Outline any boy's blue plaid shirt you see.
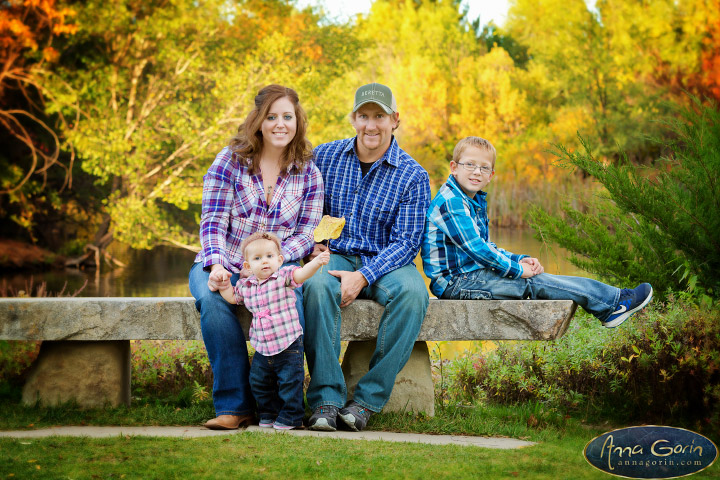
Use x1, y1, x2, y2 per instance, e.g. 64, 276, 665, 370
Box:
313, 136, 430, 285
422, 175, 526, 297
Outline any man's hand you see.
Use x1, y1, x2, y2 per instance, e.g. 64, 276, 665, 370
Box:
329, 270, 368, 307
520, 257, 544, 276
208, 264, 231, 292
306, 243, 328, 261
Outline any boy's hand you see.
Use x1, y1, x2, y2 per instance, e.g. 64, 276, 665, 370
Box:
520, 263, 537, 278
208, 264, 231, 291
520, 257, 544, 276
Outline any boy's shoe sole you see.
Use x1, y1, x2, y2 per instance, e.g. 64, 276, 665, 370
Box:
307, 418, 336, 431
603, 284, 653, 328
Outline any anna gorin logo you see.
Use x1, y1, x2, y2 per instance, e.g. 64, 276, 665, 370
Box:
584, 426, 718, 479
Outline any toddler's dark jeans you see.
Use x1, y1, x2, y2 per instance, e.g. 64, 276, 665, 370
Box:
249, 336, 305, 427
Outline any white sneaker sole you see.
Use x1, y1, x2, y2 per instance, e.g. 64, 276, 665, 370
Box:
603, 286, 653, 328
308, 418, 336, 431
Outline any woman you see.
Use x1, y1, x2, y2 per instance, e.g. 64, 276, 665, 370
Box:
189, 85, 323, 430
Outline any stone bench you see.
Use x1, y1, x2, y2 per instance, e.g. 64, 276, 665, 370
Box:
0, 298, 577, 416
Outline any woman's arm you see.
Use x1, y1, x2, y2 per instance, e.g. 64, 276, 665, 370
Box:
281, 164, 324, 261
199, 148, 236, 270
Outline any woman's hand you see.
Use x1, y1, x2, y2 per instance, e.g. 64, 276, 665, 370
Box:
208, 264, 231, 292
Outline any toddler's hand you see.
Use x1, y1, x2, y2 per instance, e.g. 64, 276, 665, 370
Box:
316, 250, 330, 266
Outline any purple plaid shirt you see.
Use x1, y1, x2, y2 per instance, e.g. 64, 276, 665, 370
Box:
195, 147, 324, 272
233, 266, 303, 356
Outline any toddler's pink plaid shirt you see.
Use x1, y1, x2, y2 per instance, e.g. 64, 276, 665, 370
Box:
195, 147, 324, 272
233, 266, 303, 356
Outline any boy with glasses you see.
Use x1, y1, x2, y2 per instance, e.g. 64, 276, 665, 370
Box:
421, 136, 652, 328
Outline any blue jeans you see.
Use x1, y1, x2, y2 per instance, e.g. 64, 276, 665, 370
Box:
249, 336, 305, 427
188, 261, 305, 416
441, 269, 620, 322
303, 254, 429, 412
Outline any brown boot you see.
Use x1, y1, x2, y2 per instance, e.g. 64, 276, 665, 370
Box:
203, 414, 254, 430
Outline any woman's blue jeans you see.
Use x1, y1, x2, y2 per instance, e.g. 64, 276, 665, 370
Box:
441, 268, 620, 322
303, 254, 429, 413
188, 261, 305, 417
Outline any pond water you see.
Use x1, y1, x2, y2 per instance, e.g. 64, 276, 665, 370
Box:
1, 229, 589, 359
1, 228, 586, 298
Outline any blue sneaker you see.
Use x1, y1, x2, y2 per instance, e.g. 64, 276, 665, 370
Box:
258, 419, 274, 428
339, 401, 373, 432
604, 283, 653, 328
307, 405, 338, 431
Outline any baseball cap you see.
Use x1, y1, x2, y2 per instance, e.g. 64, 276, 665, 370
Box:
352, 83, 397, 114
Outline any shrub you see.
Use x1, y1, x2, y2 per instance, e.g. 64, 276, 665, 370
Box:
447, 296, 720, 435
131, 340, 213, 405
529, 97, 720, 300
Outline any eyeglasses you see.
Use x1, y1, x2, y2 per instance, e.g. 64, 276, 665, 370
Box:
455, 163, 493, 175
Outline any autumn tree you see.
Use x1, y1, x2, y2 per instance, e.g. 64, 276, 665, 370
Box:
46, 0, 358, 265
0, 0, 77, 245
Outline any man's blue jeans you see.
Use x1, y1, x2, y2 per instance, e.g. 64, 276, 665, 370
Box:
188, 261, 305, 417
303, 254, 429, 413
249, 336, 305, 427
441, 268, 620, 322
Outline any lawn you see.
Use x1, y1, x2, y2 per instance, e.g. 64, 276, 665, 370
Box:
1, 401, 719, 479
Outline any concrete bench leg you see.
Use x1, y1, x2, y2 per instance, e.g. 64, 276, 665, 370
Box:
341, 340, 435, 416
22, 340, 131, 408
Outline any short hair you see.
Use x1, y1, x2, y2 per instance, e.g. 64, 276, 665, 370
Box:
452, 136, 497, 169
348, 109, 401, 132
229, 84, 312, 174
240, 232, 283, 260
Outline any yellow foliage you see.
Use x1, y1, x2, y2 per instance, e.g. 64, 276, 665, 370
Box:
313, 216, 346, 243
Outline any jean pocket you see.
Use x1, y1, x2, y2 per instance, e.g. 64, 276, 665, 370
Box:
459, 289, 492, 300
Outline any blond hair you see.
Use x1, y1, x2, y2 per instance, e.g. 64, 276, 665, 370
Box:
240, 232, 282, 259
452, 136, 497, 169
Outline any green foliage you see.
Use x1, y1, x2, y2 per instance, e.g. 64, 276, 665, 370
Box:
46, 0, 360, 251
446, 297, 720, 437
130, 340, 212, 405
529, 98, 720, 297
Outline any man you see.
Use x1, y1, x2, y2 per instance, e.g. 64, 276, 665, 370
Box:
303, 83, 431, 432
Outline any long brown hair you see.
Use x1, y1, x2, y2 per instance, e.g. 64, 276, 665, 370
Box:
229, 85, 312, 173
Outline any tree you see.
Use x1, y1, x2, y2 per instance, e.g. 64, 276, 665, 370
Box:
0, 0, 77, 244
528, 98, 720, 299
47, 0, 358, 265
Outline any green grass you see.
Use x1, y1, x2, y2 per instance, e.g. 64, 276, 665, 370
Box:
2, 399, 719, 479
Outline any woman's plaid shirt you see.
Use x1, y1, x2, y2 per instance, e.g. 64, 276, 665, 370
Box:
195, 147, 324, 272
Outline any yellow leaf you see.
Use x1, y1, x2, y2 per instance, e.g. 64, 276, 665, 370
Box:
313, 216, 345, 243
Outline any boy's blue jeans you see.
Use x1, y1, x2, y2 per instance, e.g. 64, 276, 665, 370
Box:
249, 336, 305, 427
188, 261, 305, 417
303, 254, 429, 413
441, 269, 620, 323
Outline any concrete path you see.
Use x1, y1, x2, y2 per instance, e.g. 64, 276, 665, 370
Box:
0, 426, 535, 450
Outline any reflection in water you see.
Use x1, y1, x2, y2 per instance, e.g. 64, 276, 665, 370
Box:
0, 229, 590, 359
0, 245, 197, 298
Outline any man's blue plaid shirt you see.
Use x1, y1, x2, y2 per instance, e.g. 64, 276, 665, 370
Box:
313, 136, 430, 285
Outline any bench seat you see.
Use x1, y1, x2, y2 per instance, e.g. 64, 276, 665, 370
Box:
0, 298, 577, 415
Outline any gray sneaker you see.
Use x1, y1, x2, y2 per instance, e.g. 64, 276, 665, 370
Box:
307, 405, 338, 431
339, 401, 373, 432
